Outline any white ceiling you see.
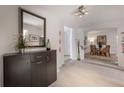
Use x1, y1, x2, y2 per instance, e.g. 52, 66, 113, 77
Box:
87, 28, 117, 35
38, 5, 124, 28
23, 5, 124, 29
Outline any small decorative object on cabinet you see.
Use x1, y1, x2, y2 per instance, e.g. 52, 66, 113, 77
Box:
46, 39, 51, 51
3, 50, 57, 87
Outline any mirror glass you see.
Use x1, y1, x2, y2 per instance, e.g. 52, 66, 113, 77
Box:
21, 9, 46, 47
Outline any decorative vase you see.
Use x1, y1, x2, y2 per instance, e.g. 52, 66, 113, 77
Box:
98, 42, 102, 49
46, 39, 51, 51
77, 40, 81, 61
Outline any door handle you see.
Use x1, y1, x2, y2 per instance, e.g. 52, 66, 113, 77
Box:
36, 61, 42, 64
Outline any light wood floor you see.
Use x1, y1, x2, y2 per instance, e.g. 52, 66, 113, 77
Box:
50, 59, 124, 87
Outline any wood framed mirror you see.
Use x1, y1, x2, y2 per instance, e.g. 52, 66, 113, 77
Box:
19, 8, 46, 48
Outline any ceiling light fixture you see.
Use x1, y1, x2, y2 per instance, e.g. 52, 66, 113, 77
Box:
74, 5, 88, 17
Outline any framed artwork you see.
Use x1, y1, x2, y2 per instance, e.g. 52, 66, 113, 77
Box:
97, 35, 107, 45
29, 34, 40, 42
121, 32, 124, 42
121, 32, 124, 53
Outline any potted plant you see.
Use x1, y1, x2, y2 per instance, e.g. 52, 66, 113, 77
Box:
16, 35, 26, 53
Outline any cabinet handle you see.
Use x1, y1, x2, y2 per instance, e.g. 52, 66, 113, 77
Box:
36, 61, 42, 64
36, 56, 42, 58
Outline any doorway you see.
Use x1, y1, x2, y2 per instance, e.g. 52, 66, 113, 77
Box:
84, 28, 118, 66
64, 26, 72, 61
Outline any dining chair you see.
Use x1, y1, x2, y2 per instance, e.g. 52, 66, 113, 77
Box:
101, 45, 110, 57
90, 45, 97, 55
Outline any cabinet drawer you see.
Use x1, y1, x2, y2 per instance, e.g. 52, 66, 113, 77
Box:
30, 52, 46, 62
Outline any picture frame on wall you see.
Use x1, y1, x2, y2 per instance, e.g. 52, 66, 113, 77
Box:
121, 32, 124, 53
97, 35, 107, 45
121, 32, 124, 42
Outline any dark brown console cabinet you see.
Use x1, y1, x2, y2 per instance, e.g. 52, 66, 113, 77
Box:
3, 50, 57, 87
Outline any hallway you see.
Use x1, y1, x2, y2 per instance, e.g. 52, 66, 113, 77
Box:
50, 60, 124, 87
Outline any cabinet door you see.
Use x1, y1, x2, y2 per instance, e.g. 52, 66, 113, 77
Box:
4, 55, 31, 87
46, 51, 57, 86
31, 53, 46, 87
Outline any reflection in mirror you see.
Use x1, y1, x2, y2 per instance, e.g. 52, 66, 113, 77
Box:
23, 12, 44, 46
20, 8, 46, 47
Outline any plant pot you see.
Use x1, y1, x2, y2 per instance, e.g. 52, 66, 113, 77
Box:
19, 48, 25, 53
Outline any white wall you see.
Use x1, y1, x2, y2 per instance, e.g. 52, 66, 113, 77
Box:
118, 26, 124, 67
58, 22, 64, 68
64, 26, 72, 56
0, 6, 18, 86
0, 6, 64, 86
85, 29, 117, 54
